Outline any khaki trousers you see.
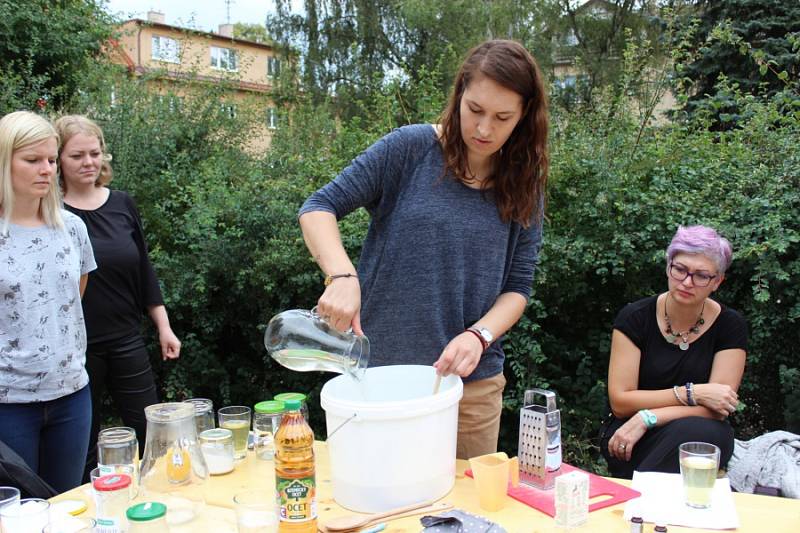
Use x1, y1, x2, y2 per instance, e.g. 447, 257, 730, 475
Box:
456, 372, 507, 460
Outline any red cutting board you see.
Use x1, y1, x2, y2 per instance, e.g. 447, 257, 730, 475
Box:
465, 463, 640, 517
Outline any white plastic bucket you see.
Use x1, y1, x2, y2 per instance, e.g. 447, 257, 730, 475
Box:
320, 365, 463, 513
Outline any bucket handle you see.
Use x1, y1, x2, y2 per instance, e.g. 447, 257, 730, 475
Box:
326, 412, 357, 440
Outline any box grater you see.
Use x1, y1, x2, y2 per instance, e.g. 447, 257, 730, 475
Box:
517, 388, 562, 490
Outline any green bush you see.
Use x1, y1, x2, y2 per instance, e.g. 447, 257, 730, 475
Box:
66, 44, 798, 473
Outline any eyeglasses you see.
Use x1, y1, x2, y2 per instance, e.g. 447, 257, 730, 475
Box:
669, 263, 718, 287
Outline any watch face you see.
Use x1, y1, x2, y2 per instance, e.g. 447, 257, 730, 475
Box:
479, 328, 493, 343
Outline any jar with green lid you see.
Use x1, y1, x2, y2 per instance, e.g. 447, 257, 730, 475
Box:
127, 502, 168, 532
254, 400, 284, 460
273, 392, 308, 420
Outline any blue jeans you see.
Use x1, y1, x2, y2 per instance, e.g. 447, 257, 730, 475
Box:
0, 385, 91, 493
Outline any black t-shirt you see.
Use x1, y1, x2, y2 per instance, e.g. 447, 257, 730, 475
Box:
614, 296, 748, 390
65, 190, 163, 345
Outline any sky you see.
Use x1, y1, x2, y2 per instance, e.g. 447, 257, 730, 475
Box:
103, 0, 302, 34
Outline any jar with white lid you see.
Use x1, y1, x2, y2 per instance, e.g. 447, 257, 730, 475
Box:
199, 428, 235, 474
127, 502, 169, 532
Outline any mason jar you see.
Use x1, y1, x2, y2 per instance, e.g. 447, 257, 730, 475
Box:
253, 400, 284, 460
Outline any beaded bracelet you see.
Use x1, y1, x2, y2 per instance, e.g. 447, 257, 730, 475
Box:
685, 382, 697, 406
673, 385, 689, 406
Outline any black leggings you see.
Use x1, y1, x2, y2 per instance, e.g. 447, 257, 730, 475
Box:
83, 334, 159, 482
599, 415, 734, 479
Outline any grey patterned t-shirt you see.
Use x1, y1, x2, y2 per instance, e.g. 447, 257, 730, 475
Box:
0, 210, 97, 402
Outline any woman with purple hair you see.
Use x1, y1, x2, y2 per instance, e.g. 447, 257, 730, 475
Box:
599, 225, 747, 478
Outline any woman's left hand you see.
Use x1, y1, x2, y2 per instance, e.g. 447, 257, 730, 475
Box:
434, 331, 483, 377
159, 328, 182, 361
608, 414, 648, 462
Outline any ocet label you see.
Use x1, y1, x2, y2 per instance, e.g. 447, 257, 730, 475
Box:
277, 476, 317, 522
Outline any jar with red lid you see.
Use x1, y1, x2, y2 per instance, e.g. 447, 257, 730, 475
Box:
93, 473, 131, 532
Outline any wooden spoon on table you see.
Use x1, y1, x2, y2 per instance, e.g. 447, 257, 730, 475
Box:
322, 500, 451, 532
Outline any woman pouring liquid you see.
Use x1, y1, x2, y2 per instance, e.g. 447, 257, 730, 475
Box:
298, 39, 548, 460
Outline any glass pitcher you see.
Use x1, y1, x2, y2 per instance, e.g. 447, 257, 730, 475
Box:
264, 308, 369, 379
139, 403, 208, 526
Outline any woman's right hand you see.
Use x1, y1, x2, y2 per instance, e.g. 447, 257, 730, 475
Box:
316, 276, 363, 335
693, 383, 738, 417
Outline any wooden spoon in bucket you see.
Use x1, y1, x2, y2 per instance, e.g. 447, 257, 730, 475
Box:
323, 499, 444, 531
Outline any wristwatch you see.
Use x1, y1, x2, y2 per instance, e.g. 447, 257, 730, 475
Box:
638, 409, 658, 429
468, 326, 494, 349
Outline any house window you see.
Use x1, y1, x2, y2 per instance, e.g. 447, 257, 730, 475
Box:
211, 46, 238, 71
221, 103, 237, 119
267, 107, 278, 129
267, 57, 281, 78
151, 35, 180, 63
555, 75, 577, 90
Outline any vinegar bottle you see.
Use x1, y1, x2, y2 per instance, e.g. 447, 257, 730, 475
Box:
275, 398, 317, 533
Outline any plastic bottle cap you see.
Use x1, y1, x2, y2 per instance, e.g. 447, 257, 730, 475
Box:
283, 399, 302, 411
255, 400, 285, 414
93, 473, 132, 491
200, 428, 233, 441
51, 499, 88, 516
127, 502, 168, 521
274, 392, 306, 403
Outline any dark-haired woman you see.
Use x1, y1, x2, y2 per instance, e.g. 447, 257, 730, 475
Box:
298, 40, 548, 459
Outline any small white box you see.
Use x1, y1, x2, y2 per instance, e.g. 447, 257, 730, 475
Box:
555, 471, 590, 528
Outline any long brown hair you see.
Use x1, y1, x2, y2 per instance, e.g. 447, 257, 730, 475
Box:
439, 40, 548, 227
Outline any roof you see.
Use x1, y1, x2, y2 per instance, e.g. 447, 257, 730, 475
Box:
122, 18, 276, 51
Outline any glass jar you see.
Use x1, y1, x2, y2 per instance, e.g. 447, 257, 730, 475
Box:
183, 398, 215, 434
273, 392, 309, 421
253, 400, 284, 461
139, 403, 208, 527
97, 426, 139, 496
93, 473, 132, 532
199, 428, 235, 474
127, 502, 169, 532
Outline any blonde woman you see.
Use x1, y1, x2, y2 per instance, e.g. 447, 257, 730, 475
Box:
55, 115, 180, 482
0, 111, 96, 492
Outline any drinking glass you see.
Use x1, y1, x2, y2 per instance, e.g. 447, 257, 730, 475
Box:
0, 498, 49, 533
184, 398, 215, 434
234, 490, 277, 533
218, 406, 251, 460
0, 487, 19, 513
43, 517, 96, 533
679, 441, 720, 508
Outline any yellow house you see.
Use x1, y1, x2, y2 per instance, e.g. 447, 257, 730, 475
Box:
111, 11, 281, 149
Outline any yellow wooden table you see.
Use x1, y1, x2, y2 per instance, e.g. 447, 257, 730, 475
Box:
53, 441, 800, 532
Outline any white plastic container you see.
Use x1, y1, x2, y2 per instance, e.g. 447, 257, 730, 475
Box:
320, 365, 463, 513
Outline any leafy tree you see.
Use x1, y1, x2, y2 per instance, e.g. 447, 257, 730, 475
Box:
0, 0, 114, 114
233, 22, 271, 43
678, 0, 800, 117
551, 0, 667, 101
267, 0, 552, 119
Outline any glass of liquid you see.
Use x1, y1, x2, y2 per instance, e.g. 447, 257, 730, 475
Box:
0, 498, 50, 533
218, 406, 251, 460
264, 308, 369, 379
234, 490, 277, 533
679, 441, 720, 508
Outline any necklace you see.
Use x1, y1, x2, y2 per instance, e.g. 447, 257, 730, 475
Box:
664, 295, 705, 351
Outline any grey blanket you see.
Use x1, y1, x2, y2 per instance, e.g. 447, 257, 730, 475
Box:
727, 430, 800, 498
